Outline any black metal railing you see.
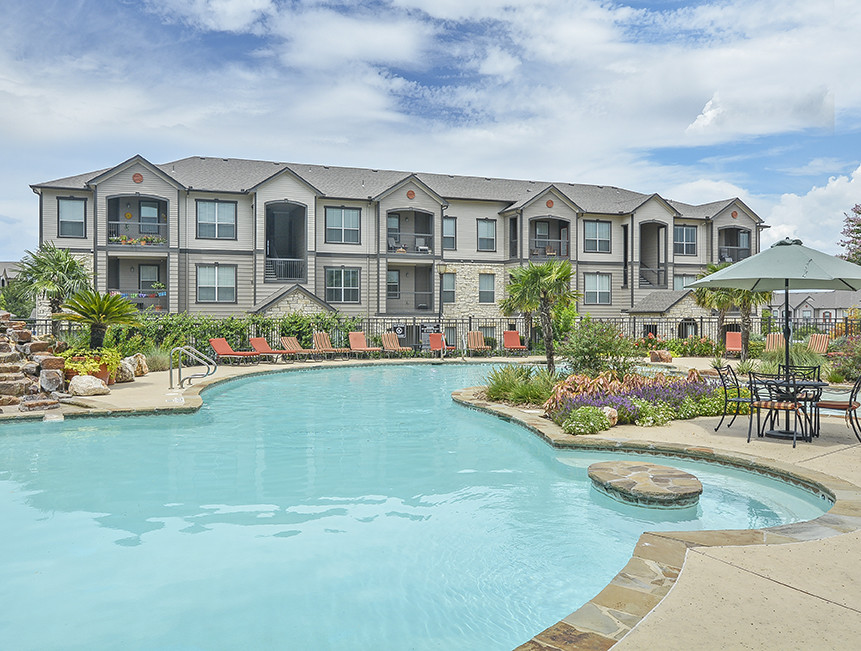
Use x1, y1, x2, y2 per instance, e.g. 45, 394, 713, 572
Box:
387, 233, 434, 254
528, 238, 569, 259
265, 258, 306, 282
107, 221, 168, 246
639, 265, 667, 288
718, 246, 751, 262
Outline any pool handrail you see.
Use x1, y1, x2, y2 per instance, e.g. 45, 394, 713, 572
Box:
170, 345, 218, 389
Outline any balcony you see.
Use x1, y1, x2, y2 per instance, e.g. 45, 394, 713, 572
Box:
719, 246, 751, 263
108, 288, 168, 311
265, 258, 306, 282
107, 221, 168, 247
639, 265, 667, 289
529, 238, 570, 260
385, 290, 435, 314
387, 233, 434, 255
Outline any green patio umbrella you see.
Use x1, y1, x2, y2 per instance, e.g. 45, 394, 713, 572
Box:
688, 237, 861, 372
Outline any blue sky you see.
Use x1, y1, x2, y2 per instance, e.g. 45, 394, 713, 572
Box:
1, 0, 858, 261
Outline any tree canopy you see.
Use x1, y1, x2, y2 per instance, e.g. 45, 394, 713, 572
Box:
500, 258, 577, 374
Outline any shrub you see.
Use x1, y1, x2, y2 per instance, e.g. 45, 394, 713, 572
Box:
631, 398, 676, 427
142, 346, 171, 372
757, 344, 829, 375
664, 336, 718, 358
562, 406, 611, 435
559, 316, 640, 376
632, 332, 666, 351
484, 365, 560, 405
829, 336, 861, 381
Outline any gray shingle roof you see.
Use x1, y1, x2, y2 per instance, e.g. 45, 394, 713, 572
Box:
32, 155, 748, 220
625, 290, 692, 314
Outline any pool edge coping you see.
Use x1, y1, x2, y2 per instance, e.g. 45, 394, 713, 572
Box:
451, 386, 861, 651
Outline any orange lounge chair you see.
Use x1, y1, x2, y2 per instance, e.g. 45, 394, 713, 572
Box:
249, 337, 295, 363
280, 336, 316, 361
502, 330, 528, 355
348, 331, 382, 357
313, 331, 351, 359
208, 337, 260, 365
724, 331, 742, 357
381, 332, 411, 356
429, 332, 455, 357
764, 332, 785, 352
467, 330, 491, 356
807, 333, 829, 355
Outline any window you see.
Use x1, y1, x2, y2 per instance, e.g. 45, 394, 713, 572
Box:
139, 264, 159, 291
387, 270, 400, 299
58, 198, 86, 238
140, 201, 160, 235
584, 273, 611, 304
444, 326, 457, 348
673, 274, 696, 291
197, 264, 236, 303
387, 214, 400, 244
197, 200, 236, 239
674, 225, 697, 255
443, 217, 457, 250
477, 220, 496, 251
802, 309, 812, 320
584, 220, 610, 252
478, 273, 495, 303
325, 267, 359, 302
442, 272, 455, 303
535, 220, 549, 248
325, 206, 360, 243
823, 311, 832, 321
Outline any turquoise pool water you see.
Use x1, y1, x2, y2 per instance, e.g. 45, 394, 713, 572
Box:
0, 364, 828, 650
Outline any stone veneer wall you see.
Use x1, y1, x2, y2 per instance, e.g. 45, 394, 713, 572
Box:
262, 291, 330, 317
438, 263, 507, 319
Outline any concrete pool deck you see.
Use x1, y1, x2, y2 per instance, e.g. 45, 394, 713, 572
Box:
2, 354, 861, 649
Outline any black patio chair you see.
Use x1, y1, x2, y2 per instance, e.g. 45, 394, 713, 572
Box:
714, 365, 753, 431
748, 371, 813, 448
816, 375, 861, 443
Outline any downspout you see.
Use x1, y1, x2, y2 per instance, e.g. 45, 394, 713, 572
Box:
93, 185, 98, 290
629, 213, 635, 307
375, 200, 381, 315
252, 191, 257, 306
519, 209, 524, 262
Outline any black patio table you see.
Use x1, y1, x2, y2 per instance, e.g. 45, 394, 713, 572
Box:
753, 376, 828, 441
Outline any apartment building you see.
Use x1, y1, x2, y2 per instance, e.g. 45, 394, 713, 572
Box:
31, 154, 766, 319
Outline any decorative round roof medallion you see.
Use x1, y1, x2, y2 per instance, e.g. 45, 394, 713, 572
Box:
731, 210, 738, 219
407, 190, 416, 200
132, 173, 144, 184
546, 199, 554, 208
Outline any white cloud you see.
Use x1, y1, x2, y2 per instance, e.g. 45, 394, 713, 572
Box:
144, 0, 274, 33
478, 47, 520, 79
763, 165, 861, 255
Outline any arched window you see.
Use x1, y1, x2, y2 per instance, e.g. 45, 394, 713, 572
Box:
823, 311, 832, 322
678, 318, 697, 338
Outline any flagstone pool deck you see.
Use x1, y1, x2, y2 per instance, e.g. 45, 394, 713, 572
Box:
2, 355, 861, 649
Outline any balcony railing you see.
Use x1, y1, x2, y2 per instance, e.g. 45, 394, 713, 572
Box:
108, 288, 168, 311
265, 258, 306, 282
719, 246, 751, 262
387, 233, 434, 255
529, 238, 569, 259
107, 221, 168, 246
639, 265, 667, 288
385, 290, 435, 314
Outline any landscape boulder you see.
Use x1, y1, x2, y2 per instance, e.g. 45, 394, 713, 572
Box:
649, 350, 673, 363
40, 369, 64, 393
601, 406, 619, 427
68, 374, 110, 396
124, 353, 149, 377
115, 360, 136, 383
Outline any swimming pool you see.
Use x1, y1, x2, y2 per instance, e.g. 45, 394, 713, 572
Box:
0, 364, 829, 650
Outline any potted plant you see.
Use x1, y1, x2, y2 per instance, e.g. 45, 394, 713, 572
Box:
59, 346, 123, 384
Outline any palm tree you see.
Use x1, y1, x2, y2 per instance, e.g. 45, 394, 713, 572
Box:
16, 243, 92, 334
500, 259, 577, 374
693, 262, 734, 346
54, 290, 140, 349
